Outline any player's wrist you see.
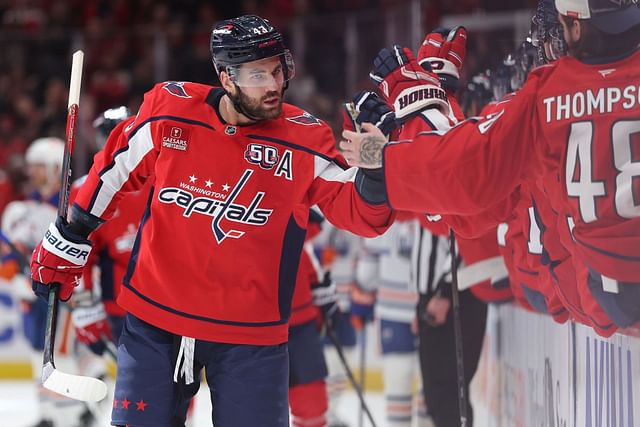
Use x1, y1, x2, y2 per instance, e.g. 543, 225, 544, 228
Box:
419, 58, 460, 92
43, 219, 92, 265
392, 83, 450, 120
355, 168, 388, 205
69, 204, 104, 238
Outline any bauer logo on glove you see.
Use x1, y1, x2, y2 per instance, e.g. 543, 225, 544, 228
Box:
43, 223, 91, 263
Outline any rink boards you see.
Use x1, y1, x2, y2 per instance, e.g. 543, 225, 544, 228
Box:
0, 284, 32, 378
4, 278, 639, 426
472, 304, 640, 427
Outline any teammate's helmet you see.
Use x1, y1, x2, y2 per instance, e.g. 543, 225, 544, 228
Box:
555, 0, 640, 35
460, 72, 493, 117
491, 58, 517, 102
92, 106, 131, 149
531, 0, 568, 63
210, 15, 295, 87
25, 137, 65, 169
511, 40, 539, 90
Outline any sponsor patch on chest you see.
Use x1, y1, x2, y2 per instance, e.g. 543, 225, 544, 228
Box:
162, 124, 190, 151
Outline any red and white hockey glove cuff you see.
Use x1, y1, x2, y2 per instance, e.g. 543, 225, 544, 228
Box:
31, 218, 92, 301
72, 300, 111, 342
369, 46, 449, 120
390, 83, 449, 121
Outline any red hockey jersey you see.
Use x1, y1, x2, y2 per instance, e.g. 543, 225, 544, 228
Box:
72, 82, 393, 345
290, 215, 323, 326
71, 119, 153, 317
384, 50, 640, 285
530, 181, 615, 337
502, 182, 569, 322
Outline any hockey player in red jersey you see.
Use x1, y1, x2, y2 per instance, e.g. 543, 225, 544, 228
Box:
69, 108, 136, 356
29, 15, 393, 427
341, 0, 640, 329
288, 210, 336, 427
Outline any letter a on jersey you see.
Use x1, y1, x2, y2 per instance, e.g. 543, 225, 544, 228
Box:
274, 150, 293, 180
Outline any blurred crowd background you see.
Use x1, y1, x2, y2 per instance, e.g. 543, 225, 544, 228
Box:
0, 0, 535, 209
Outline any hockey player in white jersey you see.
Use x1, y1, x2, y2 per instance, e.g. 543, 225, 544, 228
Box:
313, 224, 360, 427
0, 137, 96, 427
356, 218, 434, 427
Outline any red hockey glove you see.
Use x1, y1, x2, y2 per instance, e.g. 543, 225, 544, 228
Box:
418, 26, 467, 92
72, 295, 112, 355
30, 217, 92, 301
369, 45, 448, 120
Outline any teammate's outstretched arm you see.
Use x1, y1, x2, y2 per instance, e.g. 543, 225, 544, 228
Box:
341, 123, 387, 169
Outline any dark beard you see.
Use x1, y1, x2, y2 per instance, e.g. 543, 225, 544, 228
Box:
232, 88, 284, 121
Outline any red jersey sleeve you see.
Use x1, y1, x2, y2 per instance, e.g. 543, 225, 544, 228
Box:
73, 96, 158, 221
306, 124, 394, 237
383, 78, 540, 217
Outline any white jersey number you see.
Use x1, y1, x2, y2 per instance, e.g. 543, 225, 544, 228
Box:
527, 206, 543, 254
565, 120, 640, 223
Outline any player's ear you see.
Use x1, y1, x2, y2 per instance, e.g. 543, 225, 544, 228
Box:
571, 17, 582, 41
219, 70, 236, 94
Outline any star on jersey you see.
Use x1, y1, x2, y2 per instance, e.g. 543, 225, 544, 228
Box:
205, 180, 213, 188
136, 400, 147, 411
222, 183, 230, 192
189, 175, 197, 183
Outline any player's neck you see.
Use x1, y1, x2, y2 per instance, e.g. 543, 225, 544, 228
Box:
219, 94, 255, 126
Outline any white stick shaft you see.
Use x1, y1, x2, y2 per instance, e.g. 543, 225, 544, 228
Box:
68, 50, 84, 108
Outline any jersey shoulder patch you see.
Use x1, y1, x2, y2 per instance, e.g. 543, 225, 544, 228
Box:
286, 110, 322, 126
161, 81, 192, 99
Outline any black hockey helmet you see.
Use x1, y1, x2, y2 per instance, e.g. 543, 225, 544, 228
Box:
92, 106, 131, 149
460, 71, 493, 117
210, 15, 295, 86
555, 0, 640, 35
491, 56, 519, 102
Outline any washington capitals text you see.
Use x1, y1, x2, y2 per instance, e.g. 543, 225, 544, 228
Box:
158, 169, 273, 243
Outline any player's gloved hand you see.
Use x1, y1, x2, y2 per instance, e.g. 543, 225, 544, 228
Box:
350, 284, 376, 330
312, 272, 340, 336
30, 217, 92, 301
312, 271, 339, 319
418, 26, 467, 92
72, 292, 112, 355
350, 91, 397, 136
369, 45, 449, 120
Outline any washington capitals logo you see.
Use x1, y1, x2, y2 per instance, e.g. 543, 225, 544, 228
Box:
286, 112, 321, 126
162, 82, 191, 99
157, 169, 273, 244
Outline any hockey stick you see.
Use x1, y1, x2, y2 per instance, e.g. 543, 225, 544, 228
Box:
324, 318, 378, 427
0, 230, 30, 275
102, 336, 118, 361
42, 50, 108, 403
358, 326, 366, 427
448, 229, 468, 427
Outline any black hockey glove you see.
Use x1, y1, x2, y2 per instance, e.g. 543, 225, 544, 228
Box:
351, 91, 398, 136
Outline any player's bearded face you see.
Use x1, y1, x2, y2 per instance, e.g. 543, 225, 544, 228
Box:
235, 86, 284, 120
228, 56, 286, 120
